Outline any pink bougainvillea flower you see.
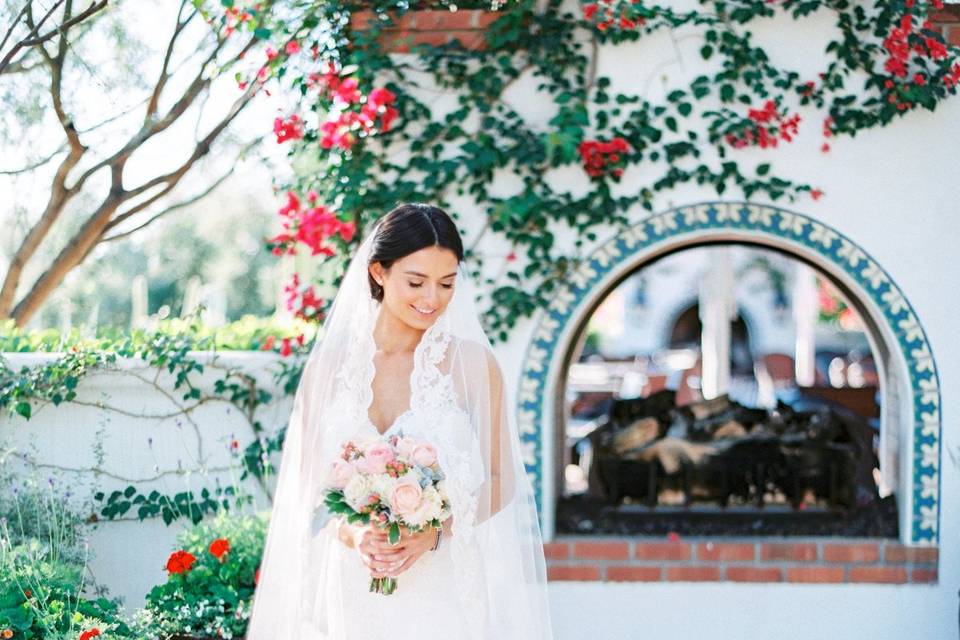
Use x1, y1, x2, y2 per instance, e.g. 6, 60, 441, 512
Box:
166, 550, 197, 575
284, 273, 326, 322
274, 115, 305, 144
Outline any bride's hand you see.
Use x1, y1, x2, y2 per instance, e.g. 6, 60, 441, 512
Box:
375, 526, 437, 578
349, 523, 409, 578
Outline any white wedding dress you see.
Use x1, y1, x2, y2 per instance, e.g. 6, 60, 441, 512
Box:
318, 411, 471, 637
246, 223, 553, 640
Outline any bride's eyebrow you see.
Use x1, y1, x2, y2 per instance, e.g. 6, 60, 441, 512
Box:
404, 270, 457, 279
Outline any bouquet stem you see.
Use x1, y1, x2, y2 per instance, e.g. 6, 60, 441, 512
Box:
369, 576, 398, 595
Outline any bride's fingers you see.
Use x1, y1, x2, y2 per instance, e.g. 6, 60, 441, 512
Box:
386, 553, 418, 577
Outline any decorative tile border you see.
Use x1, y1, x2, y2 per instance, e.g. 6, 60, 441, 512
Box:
515, 202, 941, 546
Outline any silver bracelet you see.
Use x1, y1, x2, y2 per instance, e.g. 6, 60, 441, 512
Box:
430, 524, 442, 551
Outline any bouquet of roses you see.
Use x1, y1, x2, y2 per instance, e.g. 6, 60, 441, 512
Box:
323, 432, 451, 595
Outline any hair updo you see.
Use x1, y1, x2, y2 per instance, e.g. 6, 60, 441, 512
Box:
367, 203, 465, 303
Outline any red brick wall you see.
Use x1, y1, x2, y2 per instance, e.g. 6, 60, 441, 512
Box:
931, 5, 960, 45
352, 5, 960, 53
544, 537, 939, 584
350, 9, 499, 52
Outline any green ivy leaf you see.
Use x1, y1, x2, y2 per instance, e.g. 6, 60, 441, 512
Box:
15, 401, 31, 418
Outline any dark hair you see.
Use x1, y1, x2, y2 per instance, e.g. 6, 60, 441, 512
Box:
367, 203, 464, 302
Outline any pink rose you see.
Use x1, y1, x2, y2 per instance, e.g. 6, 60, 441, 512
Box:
411, 443, 438, 467
360, 441, 395, 475
390, 479, 423, 518
395, 436, 417, 459
329, 460, 357, 489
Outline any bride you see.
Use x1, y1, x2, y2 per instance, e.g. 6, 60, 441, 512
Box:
246, 203, 554, 639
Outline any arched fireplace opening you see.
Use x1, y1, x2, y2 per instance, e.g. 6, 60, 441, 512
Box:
555, 242, 897, 537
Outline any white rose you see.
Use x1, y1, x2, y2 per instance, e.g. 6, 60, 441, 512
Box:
343, 474, 370, 511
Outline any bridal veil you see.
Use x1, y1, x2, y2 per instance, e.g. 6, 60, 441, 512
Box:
246, 216, 553, 639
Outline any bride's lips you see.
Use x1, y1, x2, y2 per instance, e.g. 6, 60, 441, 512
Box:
411, 304, 436, 317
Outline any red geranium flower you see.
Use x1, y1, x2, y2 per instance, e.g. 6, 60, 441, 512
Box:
166, 550, 197, 575
209, 538, 230, 560
79, 630, 101, 640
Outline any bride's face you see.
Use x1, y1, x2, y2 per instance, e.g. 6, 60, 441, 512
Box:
370, 245, 459, 329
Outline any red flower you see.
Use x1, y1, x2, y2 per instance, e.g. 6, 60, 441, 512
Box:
913, 72, 925, 86
255, 567, 261, 584
261, 335, 276, 351
280, 337, 293, 357
285, 40, 301, 55
747, 100, 777, 123
79, 630, 101, 640
811, 188, 823, 201
925, 37, 948, 60
166, 550, 197, 575
209, 538, 230, 560
274, 115, 305, 144
284, 274, 326, 322
578, 137, 631, 178
583, 3, 598, 20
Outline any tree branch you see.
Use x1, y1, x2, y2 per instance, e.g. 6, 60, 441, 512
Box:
0, 0, 105, 76
101, 140, 258, 243
0, 143, 68, 175
145, 0, 197, 121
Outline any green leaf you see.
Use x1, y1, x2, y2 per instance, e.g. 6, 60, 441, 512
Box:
389, 522, 401, 545
700, 45, 713, 60
677, 103, 692, 117
665, 116, 678, 132
15, 401, 31, 418
757, 163, 770, 175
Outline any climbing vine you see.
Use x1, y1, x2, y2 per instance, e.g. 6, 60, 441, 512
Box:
1, 316, 313, 525
227, 0, 959, 340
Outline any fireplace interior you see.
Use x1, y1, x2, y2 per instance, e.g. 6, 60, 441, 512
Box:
560, 389, 898, 537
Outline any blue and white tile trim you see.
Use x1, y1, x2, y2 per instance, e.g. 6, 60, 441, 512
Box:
515, 202, 941, 546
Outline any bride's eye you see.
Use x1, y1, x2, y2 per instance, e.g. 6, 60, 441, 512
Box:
409, 282, 423, 288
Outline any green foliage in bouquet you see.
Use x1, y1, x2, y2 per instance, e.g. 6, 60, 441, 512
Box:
131, 511, 268, 640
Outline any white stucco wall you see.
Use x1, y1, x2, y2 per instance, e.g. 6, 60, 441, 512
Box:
0, 2, 956, 636
486, 4, 960, 636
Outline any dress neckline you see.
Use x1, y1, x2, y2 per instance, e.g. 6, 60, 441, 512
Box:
360, 306, 452, 436
366, 407, 415, 437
